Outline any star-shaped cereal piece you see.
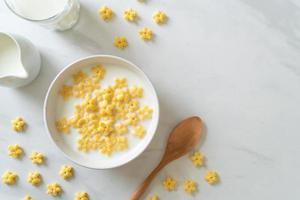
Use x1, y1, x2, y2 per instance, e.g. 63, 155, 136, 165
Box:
190, 151, 204, 167
147, 195, 159, 200
99, 6, 114, 21
162, 176, 176, 191
123, 8, 138, 22
75, 192, 89, 200
139, 27, 153, 41
153, 11, 167, 24
23, 195, 33, 200
59, 165, 74, 180
11, 117, 26, 132
204, 170, 219, 185
183, 180, 197, 195
114, 37, 128, 49
29, 151, 45, 165
8, 144, 23, 158
46, 183, 62, 197
56, 118, 71, 134
59, 85, 73, 100
27, 172, 42, 186
2, 171, 18, 185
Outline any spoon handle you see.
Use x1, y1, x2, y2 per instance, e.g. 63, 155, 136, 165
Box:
129, 161, 167, 200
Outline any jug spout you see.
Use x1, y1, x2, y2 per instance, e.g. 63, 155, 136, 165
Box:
0, 32, 40, 88
0, 75, 26, 88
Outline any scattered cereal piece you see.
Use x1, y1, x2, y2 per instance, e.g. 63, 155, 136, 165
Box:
130, 86, 143, 98
115, 123, 128, 135
162, 176, 176, 191
153, 11, 167, 24
138, 105, 153, 120
128, 100, 139, 112
27, 172, 42, 186
11, 117, 26, 132
56, 118, 71, 134
2, 171, 18, 185
114, 37, 128, 49
123, 8, 138, 22
8, 144, 23, 158
72, 71, 87, 84
125, 113, 139, 126
115, 136, 128, 151
204, 170, 219, 185
183, 180, 197, 195
47, 183, 62, 197
99, 6, 114, 21
59, 165, 73, 180
23, 195, 33, 200
132, 125, 145, 139
91, 65, 106, 79
29, 152, 45, 165
139, 27, 153, 41
190, 151, 204, 167
147, 195, 159, 200
59, 85, 73, 100
74, 192, 89, 200
113, 78, 127, 89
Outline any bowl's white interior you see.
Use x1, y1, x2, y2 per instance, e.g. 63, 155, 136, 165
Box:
44, 55, 159, 169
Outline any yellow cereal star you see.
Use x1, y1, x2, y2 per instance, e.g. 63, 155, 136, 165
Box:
113, 78, 127, 89
8, 144, 23, 158
132, 125, 145, 139
27, 172, 42, 186
56, 118, 71, 134
162, 176, 176, 191
23, 195, 33, 200
99, 6, 114, 21
190, 151, 204, 167
130, 86, 143, 98
205, 170, 219, 185
59, 85, 73, 100
29, 151, 45, 165
91, 65, 105, 79
73, 71, 87, 84
114, 37, 128, 49
11, 117, 26, 132
115, 123, 128, 135
126, 113, 139, 126
153, 11, 167, 24
47, 183, 62, 197
183, 180, 197, 194
75, 192, 89, 200
115, 136, 128, 151
123, 8, 138, 22
147, 195, 159, 200
59, 165, 73, 180
138, 105, 153, 120
127, 100, 139, 112
2, 171, 18, 185
139, 27, 153, 41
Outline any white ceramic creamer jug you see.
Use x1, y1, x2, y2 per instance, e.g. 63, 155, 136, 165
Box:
0, 32, 40, 88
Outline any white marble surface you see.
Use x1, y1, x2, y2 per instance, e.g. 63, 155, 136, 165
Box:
1, 0, 300, 199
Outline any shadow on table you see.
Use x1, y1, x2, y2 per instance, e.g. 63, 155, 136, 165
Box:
15, 50, 58, 108
56, 4, 114, 55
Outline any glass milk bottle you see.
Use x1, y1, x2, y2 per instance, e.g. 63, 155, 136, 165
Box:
4, 0, 80, 31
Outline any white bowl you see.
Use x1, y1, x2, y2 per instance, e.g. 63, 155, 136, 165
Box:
44, 55, 159, 169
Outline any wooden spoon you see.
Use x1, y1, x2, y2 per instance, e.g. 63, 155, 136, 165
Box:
129, 116, 203, 200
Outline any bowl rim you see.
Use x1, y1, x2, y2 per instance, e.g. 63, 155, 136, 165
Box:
43, 54, 160, 170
